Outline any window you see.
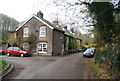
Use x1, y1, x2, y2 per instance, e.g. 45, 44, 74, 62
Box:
23, 28, 29, 37
23, 43, 29, 50
8, 47, 14, 50
39, 26, 46, 37
37, 43, 47, 53
14, 47, 20, 51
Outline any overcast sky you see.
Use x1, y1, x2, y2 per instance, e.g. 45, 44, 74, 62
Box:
0, 0, 58, 22
0, 0, 117, 22
0, 0, 95, 35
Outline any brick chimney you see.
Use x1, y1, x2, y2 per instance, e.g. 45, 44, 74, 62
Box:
53, 18, 59, 27
37, 11, 43, 19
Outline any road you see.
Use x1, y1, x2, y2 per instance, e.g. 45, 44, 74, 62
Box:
2, 53, 93, 79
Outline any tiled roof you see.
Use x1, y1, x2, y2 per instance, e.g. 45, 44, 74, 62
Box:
64, 32, 82, 40
15, 14, 82, 40
16, 14, 64, 32
42, 19, 64, 32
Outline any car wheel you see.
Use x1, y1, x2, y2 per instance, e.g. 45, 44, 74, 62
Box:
20, 53, 24, 57
7, 53, 10, 56
91, 55, 94, 58
2, 52, 5, 55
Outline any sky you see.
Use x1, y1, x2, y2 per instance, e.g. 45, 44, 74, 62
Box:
0, 0, 118, 36
0, 0, 118, 22
0, 0, 57, 22
0, 0, 94, 35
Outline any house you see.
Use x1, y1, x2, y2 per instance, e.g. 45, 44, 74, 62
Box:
14, 11, 82, 56
64, 32, 82, 54
15, 11, 66, 56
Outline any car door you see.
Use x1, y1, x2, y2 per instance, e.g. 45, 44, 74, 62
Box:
7, 47, 14, 55
13, 47, 20, 55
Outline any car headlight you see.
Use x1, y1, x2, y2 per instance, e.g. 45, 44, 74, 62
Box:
91, 53, 94, 55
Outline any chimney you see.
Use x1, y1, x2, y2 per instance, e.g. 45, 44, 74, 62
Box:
37, 11, 43, 19
53, 18, 59, 26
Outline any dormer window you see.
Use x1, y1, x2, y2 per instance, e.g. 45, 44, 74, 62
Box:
39, 26, 46, 37
23, 28, 29, 37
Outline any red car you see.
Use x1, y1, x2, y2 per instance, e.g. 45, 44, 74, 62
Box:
0, 50, 6, 55
6, 47, 31, 57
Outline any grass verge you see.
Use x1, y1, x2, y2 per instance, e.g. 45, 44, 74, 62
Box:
0, 58, 8, 71
90, 58, 113, 79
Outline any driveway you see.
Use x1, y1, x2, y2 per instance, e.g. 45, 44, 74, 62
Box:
2, 53, 92, 79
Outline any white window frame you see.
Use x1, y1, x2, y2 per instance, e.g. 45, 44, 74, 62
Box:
39, 26, 46, 37
23, 28, 29, 37
37, 43, 47, 53
23, 43, 29, 50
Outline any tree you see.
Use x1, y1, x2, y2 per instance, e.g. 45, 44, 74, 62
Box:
0, 13, 19, 41
27, 33, 37, 51
51, 0, 93, 35
0, 14, 19, 31
87, 2, 116, 44
80, 34, 94, 45
85, 1, 120, 78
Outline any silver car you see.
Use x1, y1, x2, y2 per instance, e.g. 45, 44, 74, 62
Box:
83, 48, 95, 57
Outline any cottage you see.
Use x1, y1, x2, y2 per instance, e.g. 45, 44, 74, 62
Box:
15, 11, 66, 56
64, 32, 82, 54
14, 11, 82, 56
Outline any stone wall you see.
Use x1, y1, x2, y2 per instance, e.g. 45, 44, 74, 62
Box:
53, 30, 64, 56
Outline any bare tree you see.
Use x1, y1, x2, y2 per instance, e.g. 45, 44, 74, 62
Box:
52, 0, 94, 35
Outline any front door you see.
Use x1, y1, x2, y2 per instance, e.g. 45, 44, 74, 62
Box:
13, 47, 20, 55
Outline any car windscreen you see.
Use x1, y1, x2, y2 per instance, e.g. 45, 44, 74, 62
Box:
14, 47, 20, 51
85, 49, 94, 53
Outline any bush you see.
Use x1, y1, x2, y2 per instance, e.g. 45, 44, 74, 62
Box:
69, 39, 77, 50
0, 40, 7, 44
2, 40, 7, 44
94, 43, 120, 79
0, 58, 8, 70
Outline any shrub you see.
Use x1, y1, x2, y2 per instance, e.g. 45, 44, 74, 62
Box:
69, 39, 77, 50
0, 58, 8, 70
0, 40, 7, 44
95, 43, 120, 79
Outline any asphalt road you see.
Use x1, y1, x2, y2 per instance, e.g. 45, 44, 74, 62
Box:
2, 53, 92, 79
